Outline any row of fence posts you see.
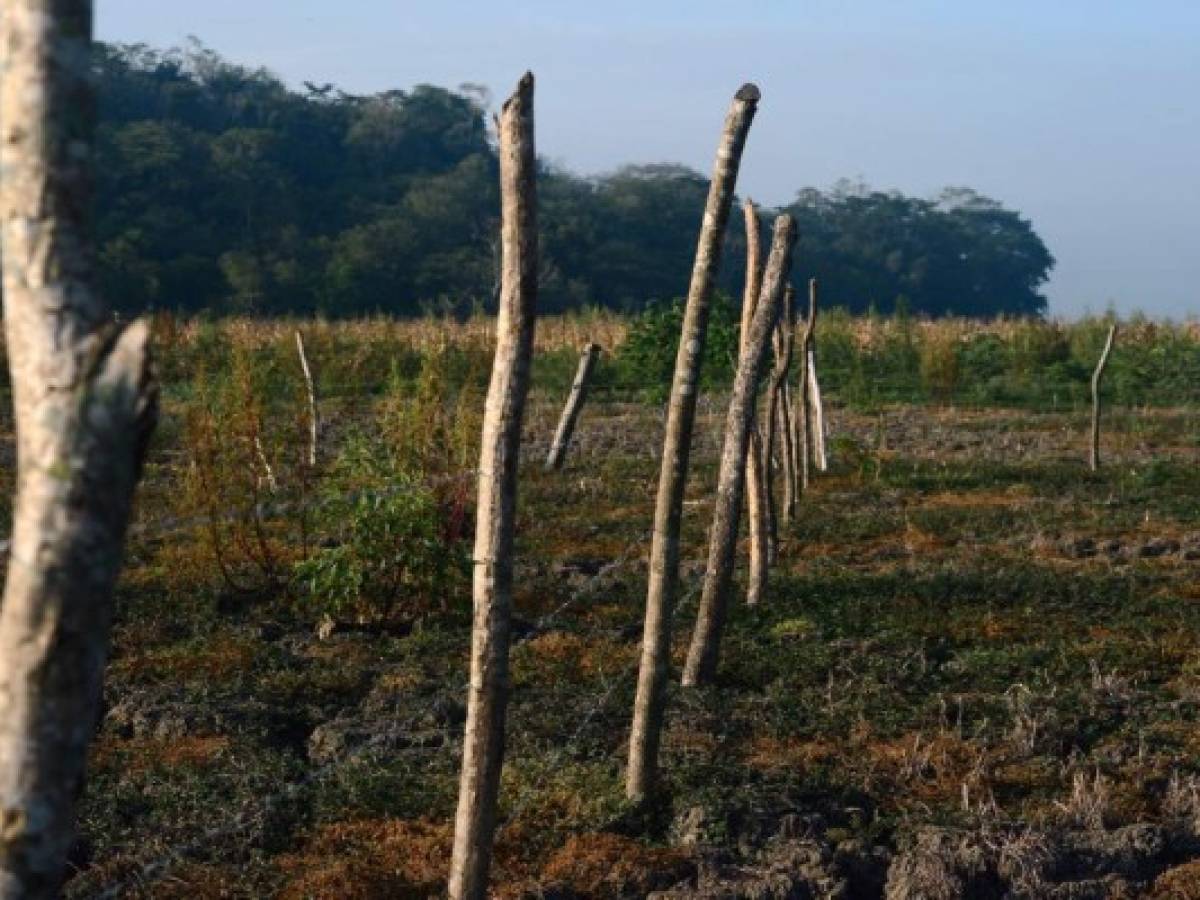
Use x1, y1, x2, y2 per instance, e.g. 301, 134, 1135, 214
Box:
446, 71, 1117, 897
445, 76, 834, 898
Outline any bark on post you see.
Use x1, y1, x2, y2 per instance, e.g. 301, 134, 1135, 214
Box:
295, 330, 319, 468
448, 72, 538, 900
0, 2, 158, 895
797, 278, 819, 491
741, 201, 769, 608
809, 351, 827, 471
626, 84, 760, 801
769, 289, 796, 523
738, 200, 763, 348
682, 216, 797, 687
1089, 323, 1117, 472
745, 429, 769, 606
544, 342, 601, 470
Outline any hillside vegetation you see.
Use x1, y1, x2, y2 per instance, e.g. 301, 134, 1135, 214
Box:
96, 41, 1052, 319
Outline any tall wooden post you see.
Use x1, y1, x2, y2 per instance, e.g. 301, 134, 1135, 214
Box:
545, 342, 601, 470
738, 200, 763, 347
770, 288, 796, 523
295, 331, 319, 468
797, 278, 819, 491
0, 2, 158, 895
626, 84, 760, 801
742, 202, 770, 607
448, 72, 538, 900
682, 216, 796, 687
1089, 324, 1117, 472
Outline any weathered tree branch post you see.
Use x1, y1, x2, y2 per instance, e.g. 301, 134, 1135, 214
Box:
738, 200, 763, 347
741, 202, 770, 607
1089, 323, 1117, 472
769, 288, 797, 523
626, 84, 760, 801
682, 216, 796, 687
295, 330, 319, 468
797, 278, 819, 491
448, 72, 538, 900
0, 2, 158, 895
544, 342, 601, 470
809, 351, 827, 471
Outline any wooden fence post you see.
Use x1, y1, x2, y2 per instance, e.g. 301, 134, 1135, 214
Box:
741, 201, 770, 607
1090, 323, 1117, 472
626, 84, 760, 801
448, 72, 538, 900
770, 288, 797, 523
545, 342, 601, 470
798, 278, 819, 490
0, 2, 158, 894
295, 330, 319, 468
682, 216, 796, 687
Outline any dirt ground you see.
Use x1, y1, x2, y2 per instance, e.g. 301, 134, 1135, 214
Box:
66, 390, 1200, 898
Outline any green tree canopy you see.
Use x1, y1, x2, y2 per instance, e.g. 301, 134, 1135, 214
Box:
92, 41, 1054, 318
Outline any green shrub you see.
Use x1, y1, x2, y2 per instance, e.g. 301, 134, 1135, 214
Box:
294, 475, 468, 625
613, 291, 740, 396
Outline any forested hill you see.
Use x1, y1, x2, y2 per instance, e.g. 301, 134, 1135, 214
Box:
95, 41, 1055, 318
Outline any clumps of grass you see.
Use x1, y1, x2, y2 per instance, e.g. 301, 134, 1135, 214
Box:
1054, 769, 1110, 831
1003, 684, 1056, 756
1148, 859, 1200, 898
110, 635, 258, 685
1162, 771, 1200, 832
92, 735, 231, 776
770, 617, 817, 640
511, 632, 636, 686
741, 736, 837, 774
275, 818, 451, 899
538, 832, 693, 897
885, 822, 1052, 900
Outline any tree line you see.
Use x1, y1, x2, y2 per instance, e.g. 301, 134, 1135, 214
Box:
95, 41, 1054, 319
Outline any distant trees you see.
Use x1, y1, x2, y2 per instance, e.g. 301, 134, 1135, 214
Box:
786, 182, 1054, 317
93, 41, 1054, 319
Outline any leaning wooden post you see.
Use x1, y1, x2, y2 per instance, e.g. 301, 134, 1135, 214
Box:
797, 278, 819, 490
771, 288, 797, 523
682, 216, 796, 687
809, 350, 828, 471
626, 84, 760, 801
741, 202, 770, 607
295, 330, 319, 468
738, 200, 763, 347
448, 72, 538, 900
1089, 323, 1117, 472
545, 342, 601, 470
0, 2, 158, 895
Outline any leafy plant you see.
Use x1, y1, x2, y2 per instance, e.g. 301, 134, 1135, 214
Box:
294, 477, 468, 625
614, 291, 741, 397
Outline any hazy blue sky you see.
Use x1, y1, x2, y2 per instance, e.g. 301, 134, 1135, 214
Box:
96, 1, 1199, 317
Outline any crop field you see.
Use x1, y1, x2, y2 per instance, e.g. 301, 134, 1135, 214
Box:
25, 313, 1200, 897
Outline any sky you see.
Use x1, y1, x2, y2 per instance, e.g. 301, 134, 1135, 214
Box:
95, 1, 1200, 318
